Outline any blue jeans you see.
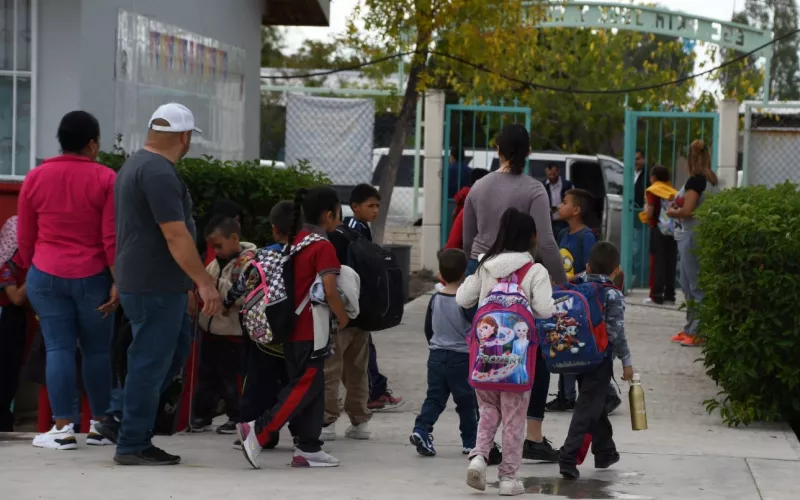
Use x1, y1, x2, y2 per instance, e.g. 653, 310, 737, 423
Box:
116, 292, 191, 455
414, 349, 477, 448
560, 374, 578, 401
26, 266, 114, 420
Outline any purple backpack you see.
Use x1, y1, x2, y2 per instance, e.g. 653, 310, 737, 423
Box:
468, 263, 538, 393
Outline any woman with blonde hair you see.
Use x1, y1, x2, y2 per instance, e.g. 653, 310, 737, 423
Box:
667, 140, 718, 347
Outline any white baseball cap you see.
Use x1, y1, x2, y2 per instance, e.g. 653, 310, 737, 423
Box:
148, 103, 202, 134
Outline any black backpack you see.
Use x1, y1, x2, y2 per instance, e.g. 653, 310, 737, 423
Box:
337, 226, 404, 331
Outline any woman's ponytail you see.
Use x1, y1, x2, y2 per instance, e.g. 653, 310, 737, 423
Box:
496, 124, 531, 175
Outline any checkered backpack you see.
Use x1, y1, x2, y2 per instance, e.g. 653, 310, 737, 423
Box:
242, 234, 324, 345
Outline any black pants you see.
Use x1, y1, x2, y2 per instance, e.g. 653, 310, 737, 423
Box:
254, 340, 324, 453
651, 229, 678, 302
192, 333, 242, 421
240, 341, 289, 423
527, 347, 551, 420
368, 334, 388, 401
559, 356, 616, 466
0, 305, 26, 431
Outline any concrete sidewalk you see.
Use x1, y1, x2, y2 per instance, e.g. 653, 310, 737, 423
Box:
2, 290, 799, 500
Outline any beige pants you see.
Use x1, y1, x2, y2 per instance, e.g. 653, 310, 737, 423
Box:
324, 327, 371, 425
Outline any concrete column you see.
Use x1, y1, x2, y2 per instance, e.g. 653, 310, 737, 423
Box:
718, 99, 739, 189
421, 90, 445, 271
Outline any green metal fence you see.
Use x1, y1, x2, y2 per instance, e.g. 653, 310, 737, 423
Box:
441, 99, 532, 245
622, 106, 719, 291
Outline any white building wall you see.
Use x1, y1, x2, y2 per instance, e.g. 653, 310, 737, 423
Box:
36, 0, 263, 161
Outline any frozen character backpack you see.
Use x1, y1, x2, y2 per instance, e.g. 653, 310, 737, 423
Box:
241, 234, 324, 345
468, 263, 538, 393
657, 198, 676, 237
535, 282, 616, 374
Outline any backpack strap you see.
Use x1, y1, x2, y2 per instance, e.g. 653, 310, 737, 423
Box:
289, 233, 325, 257
502, 262, 535, 284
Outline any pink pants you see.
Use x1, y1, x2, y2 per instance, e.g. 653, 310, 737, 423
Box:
471, 389, 531, 478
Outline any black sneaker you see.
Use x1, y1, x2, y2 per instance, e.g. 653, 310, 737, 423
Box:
559, 461, 580, 479
190, 417, 213, 433
216, 420, 237, 435
114, 446, 181, 466
595, 451, 620, 469
488, 442, 503, 465
605, 394, 622, 415
522, 437, 559, 462
93, 415, 120, 445
545, 397, 576, 412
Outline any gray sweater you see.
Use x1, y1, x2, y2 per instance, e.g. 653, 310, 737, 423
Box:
462, 172, 568, 285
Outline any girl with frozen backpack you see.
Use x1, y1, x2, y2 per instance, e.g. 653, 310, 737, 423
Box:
456, 207, 555, 496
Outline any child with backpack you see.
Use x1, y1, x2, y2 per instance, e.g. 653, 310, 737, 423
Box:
547, 189, 598, 413
640, 165, 678, 305
547, 242, 633, 480
189, 215, 257, 434
323, 184, 404, 414
410, 248, 477, 457
233, 187, 349, 469
456, 208, 555, 496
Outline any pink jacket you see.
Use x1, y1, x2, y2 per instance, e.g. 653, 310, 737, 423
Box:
17, 155, 116, 279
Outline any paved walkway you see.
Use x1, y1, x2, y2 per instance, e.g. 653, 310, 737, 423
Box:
2, 290, 799, 499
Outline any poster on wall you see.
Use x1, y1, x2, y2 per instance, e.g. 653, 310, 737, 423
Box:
115, 10, 246, 160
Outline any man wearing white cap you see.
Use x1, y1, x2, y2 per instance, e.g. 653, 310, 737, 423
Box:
101, 103, 222, 465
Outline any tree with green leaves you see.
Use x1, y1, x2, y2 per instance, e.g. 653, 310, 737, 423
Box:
745, 0, 799, 100
713, 11, 764, 101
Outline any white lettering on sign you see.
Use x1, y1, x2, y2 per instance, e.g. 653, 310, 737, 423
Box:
538, 2, 770, 53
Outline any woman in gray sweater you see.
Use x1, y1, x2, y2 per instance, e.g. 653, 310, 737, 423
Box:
461, 123, 568, 463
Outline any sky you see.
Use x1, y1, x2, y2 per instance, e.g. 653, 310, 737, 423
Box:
282, 0, 745, 95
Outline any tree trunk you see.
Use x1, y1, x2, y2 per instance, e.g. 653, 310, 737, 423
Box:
371, 57, 425, 244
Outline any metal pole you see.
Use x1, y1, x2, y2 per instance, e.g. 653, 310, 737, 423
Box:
762, 47, 773, 104
742, 105, 752, 187
622, 109, 636, 294
412, 96, 423, 219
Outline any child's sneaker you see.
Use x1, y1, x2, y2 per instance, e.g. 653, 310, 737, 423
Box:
321, 423, 336, 441
345, 422, 370, 440
545, 396, 575, 412
291, 449, 340, 467
671, 331, 689, 343
236, 421, 262, 469
86, 420, 113, 446
466, 455, 487, 491
499, 477, 526, 496
595, 451, 620, 469
560, 461, 580, 480
190, 416, 213, 433
32, 423, 77, 450
368, 390, 403, 411
681, 335, 705, 347
522, 437, 559, 462
216, 420, 237, 435
409, 429, 435, 457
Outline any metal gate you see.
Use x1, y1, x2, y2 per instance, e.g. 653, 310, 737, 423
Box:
441, 99, 532, 245
621, 106, 719, 292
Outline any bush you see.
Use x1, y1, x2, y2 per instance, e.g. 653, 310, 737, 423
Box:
695, 183, 800, 426
97, 135, 329, 244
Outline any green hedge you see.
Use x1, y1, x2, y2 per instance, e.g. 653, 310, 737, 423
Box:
696, 183, 800, 426
97, 136, 329, 244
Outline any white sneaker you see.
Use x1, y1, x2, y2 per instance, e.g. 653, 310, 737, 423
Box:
345, 422, 370, 440
86, 420, 113, 446
321, 423, 336, 441
499, 477, 526, 496
466, 455, 487, 491
291, 449, 341, 468
236, 421, 262, 469
32, 424, 77, 450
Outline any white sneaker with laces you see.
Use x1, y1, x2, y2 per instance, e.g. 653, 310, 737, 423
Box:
345, 422, 370, 440
321, 423, 336, 441
86, 420, 113, 446
291, 449, 341, 467
33, 423, 77, 450
236, 421, 262, 469
499, 477, 526, 496
466, 455, 487, 491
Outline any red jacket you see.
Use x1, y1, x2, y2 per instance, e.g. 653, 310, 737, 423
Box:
446, 210, 465, 250
452, 187, 471, 220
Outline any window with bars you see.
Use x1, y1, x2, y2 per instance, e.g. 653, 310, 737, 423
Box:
0, 0, 34, 178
